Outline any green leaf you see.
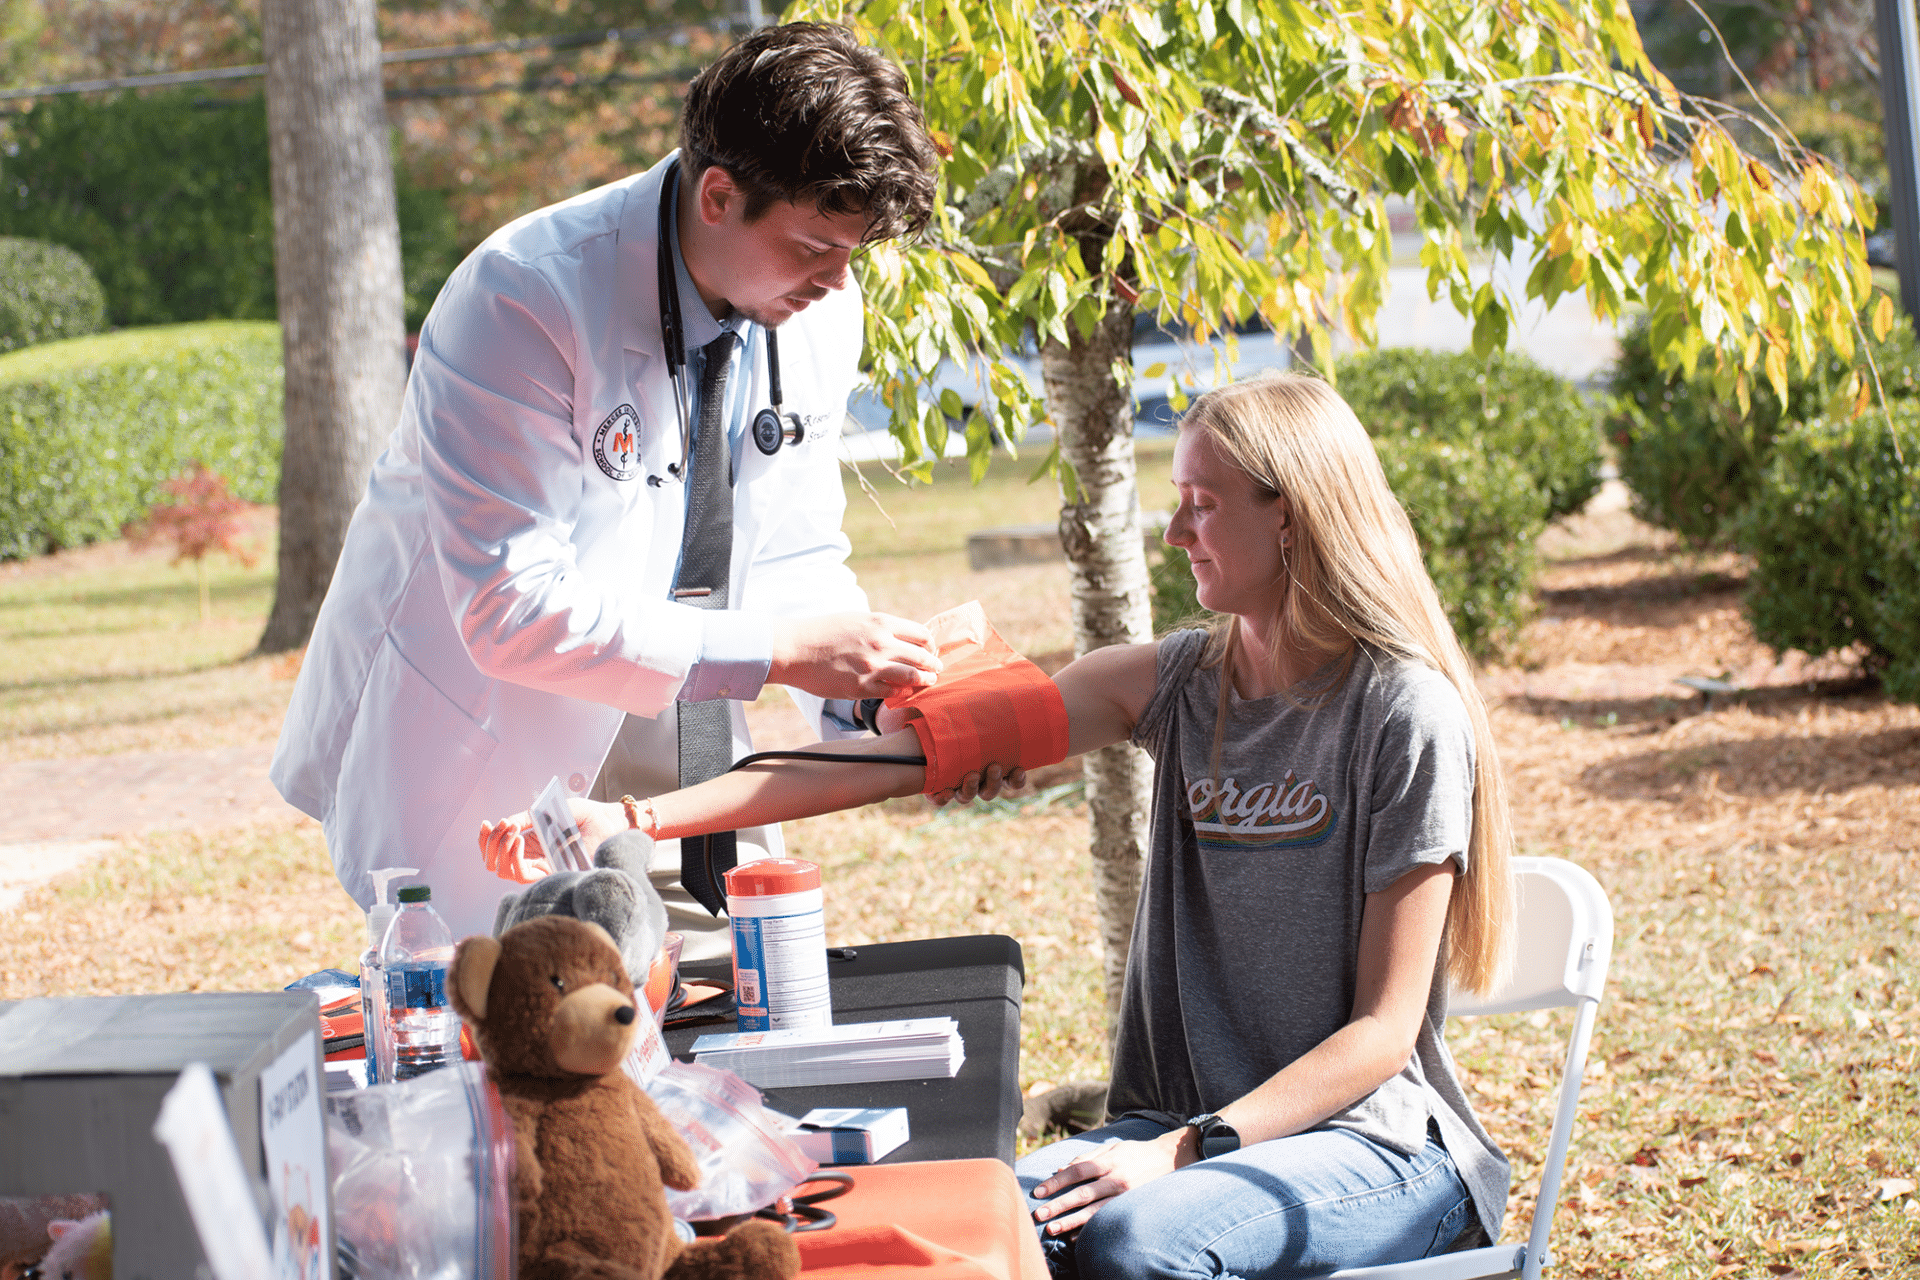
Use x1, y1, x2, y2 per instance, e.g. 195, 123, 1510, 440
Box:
1471, 294, 1509, 357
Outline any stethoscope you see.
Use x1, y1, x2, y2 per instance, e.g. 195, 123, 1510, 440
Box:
650, 158, 804, 487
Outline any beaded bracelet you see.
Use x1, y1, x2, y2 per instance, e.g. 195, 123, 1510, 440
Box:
619, 795, 660, 838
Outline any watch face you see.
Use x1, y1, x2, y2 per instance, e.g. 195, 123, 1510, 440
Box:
1190, 1114, 1239, 1157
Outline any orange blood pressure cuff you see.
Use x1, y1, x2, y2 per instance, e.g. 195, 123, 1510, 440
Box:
884, 602, 1070, 795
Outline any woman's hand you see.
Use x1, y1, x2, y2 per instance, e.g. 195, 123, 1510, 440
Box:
478, 798, 628, 883
1029, 1128, 1194, 1236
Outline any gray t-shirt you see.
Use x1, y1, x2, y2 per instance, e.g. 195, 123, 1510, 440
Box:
1111, 629, 1509, 1245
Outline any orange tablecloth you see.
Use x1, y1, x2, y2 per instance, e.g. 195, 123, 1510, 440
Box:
796, 1159, 1047, 1280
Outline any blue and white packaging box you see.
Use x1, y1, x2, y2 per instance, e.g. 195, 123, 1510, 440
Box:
786, 1106, 910, 1164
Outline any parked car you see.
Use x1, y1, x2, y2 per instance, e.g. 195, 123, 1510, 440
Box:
844, 308, 1294, 452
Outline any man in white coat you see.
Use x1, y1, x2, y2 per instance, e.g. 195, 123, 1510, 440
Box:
271, 23, 947, 957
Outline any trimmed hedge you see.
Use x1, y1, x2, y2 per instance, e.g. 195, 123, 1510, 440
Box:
0, 237, 106, 353
1371, 433, 1544, 660
1607, 316, 1920, 544
1738, 406, 1920, 704
0, 322, 283, 559
0, 88, 461, 331
1336, 347, 1606, 521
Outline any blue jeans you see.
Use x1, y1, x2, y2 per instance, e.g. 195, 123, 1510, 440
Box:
1015, 1117, 1475, 1280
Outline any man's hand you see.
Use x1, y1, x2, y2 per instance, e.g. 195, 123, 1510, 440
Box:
769, 613, 942, 700
478, 798, 628, 883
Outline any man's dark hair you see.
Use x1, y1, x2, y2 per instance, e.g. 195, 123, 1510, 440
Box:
680, 22, 938, 243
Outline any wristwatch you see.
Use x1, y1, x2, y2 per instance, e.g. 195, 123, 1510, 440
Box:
1185, 1112, 1241, 1159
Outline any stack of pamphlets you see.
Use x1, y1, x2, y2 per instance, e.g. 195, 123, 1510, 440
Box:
690, 1017, 964, 1087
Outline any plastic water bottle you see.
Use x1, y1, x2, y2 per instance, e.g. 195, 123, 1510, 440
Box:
381, 884, 461, 1080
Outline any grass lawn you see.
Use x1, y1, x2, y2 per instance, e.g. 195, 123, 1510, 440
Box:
3, 444, 1917, 1279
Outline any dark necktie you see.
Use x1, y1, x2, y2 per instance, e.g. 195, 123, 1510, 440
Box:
673, 331, 739, 915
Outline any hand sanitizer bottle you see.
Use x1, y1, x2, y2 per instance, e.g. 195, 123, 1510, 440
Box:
358, 867, 416, 1085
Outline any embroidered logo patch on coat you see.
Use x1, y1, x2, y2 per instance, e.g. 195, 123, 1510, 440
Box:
593, 404, 641, 481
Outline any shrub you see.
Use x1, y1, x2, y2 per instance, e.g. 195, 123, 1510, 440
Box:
1737, 405, 1920, 704
1607, 315, 1920, 544
0, 237, 106, 353
0, 89, 461, 331
0, 322, 283, 559
1336, 347, 1605, 521
1372, 434, 1544, 661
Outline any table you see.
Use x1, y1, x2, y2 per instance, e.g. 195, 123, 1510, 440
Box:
667, 935, 1025, 1165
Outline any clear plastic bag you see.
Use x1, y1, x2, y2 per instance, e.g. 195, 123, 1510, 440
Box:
643, 1060, 818, 1222
325, 1062, 515, 1280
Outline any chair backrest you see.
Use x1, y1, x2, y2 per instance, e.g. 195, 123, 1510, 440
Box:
1449, 856, 1612, 1017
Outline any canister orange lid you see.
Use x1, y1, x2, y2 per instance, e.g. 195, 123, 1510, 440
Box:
723, 858, 821, 897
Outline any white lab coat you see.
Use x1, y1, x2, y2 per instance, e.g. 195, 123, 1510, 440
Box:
271, 153, 869, 941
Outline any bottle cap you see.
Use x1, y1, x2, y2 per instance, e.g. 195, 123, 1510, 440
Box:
723, 859, 820, 897
398, 884, 432, 903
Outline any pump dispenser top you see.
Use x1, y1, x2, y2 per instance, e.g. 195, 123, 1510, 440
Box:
367, 867, 419, 945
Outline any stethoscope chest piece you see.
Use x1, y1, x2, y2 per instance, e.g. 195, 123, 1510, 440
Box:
752, 406, 805, 456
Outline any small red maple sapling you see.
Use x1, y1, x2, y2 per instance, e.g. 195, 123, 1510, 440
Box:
124, 464, 261, 623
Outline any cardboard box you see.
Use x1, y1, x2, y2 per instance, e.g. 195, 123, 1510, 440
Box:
787, 1106, 910, 1165
0, 992, 327, 1280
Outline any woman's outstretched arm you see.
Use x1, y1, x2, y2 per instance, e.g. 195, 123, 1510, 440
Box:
478, 640, 1162, 883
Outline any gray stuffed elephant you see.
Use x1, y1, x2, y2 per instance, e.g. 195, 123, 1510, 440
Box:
491, 830, 668, 982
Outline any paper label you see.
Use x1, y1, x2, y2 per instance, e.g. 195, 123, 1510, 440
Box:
621, 1014, 671, 1086
260, 1030, 330, 1280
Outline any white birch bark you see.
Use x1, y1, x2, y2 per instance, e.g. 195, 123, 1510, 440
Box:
1040, 301, 1154, 1031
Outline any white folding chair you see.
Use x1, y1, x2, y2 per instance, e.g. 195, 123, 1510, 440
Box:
1311, 856, 1614, 1280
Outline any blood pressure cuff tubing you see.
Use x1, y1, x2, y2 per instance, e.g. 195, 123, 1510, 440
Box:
884, 602, 1070, 795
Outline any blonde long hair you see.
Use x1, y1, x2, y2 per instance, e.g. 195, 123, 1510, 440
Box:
1180, 373, 1513, 994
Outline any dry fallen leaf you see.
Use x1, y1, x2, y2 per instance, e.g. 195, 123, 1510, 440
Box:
1874, 1178, 1915, 1202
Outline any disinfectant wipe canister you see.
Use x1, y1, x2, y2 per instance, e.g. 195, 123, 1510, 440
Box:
725, 860, 831, 1032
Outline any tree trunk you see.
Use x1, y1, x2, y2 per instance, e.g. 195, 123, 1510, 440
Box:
1041, 302, 1154, 1034
257, 0, 405, 653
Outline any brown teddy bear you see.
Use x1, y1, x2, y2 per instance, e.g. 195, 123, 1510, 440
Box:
448, 915, 799, 1280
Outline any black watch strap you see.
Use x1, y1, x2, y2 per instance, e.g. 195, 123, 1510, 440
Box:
1185, 1112, 1241, 1159
856, 697, 885, 734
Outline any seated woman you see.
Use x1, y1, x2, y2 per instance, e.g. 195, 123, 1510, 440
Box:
480, 372, 1513, 1279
